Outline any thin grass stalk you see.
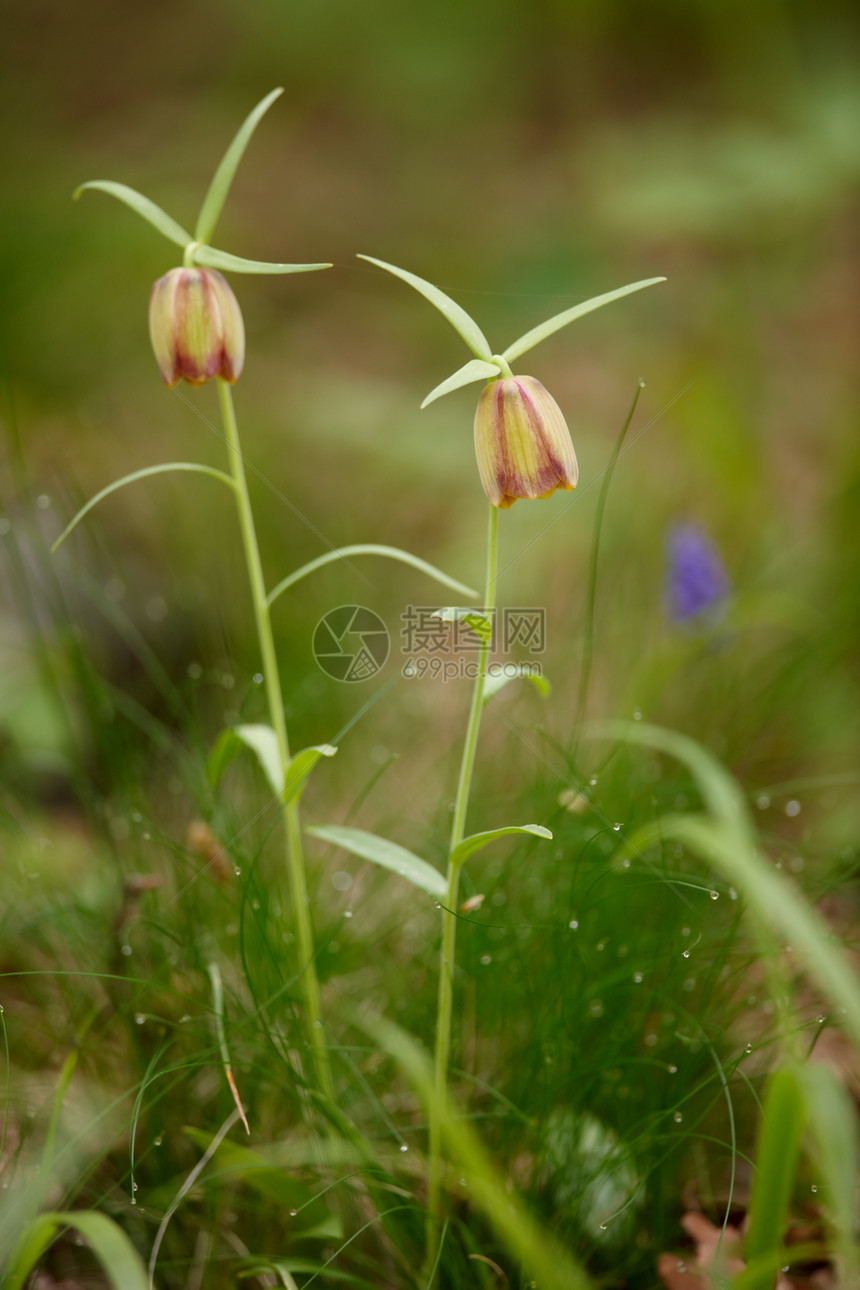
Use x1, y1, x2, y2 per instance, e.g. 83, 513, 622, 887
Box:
427, 501, 498, 1237
216, 378, 332, 1101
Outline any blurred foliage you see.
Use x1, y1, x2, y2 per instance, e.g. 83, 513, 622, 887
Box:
1, 0, 859, 1286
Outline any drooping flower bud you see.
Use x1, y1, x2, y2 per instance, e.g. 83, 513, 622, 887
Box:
473, 375, 578, 509
148, 267, 245, 388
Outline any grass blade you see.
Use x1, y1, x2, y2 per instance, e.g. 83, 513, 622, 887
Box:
358, 255, 493, 360
6, 1212, 149, 1290
194, 88, 284, 245
73, 180, 191, 247
501, 277, 666, 363
741, 1066, 805, 1286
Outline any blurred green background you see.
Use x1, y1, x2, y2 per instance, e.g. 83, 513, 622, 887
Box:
1, 3, 859, 1282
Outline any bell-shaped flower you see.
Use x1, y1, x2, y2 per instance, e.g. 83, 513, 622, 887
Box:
473, 375, 578, 509
148, 267, 245, 388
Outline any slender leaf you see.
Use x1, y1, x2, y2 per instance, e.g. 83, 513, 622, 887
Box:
73, 180, 191, 248
743, 1066, 805, 1281
450, 824, 552, 870
421, 358, 501, 409
283, 744, 337, 805
502, 277, 666, 363
231, 724, 283, 797
307, 825, 446, 900
357, 255, 493, 360
193, 245, 331, 275
6, 1211, 149, 1290
51, 462, 236, 553
483, 664, 551, 704
598, 722, 860, 1049
195, 88, 284, 244
432, 606, 493, 643
267, 543, 478, 608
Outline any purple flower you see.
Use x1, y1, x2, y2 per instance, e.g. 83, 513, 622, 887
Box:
666, 524, 729, 623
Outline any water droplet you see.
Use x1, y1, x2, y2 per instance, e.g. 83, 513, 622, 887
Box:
252, 672, 263, 684
633, 971, 643, 984
480, 954, 492, 965
745, 1044, 752, 1054
234, 865, 241, 876
132, 1182, 138, 1191
121, 944, 132, 956
596, 938, 607, 952
598, 1222, 607, 1231
612, 822, 622, 832
729, 886, 737, 900
621, 857, 630, 869
668, 1065, 677, 1074
331, 870, 352, 891
785, 799, 801, 817
221, 673, 235, 690
130, 1195, 136, 1205
756, 794, 771, 810
154, 1136, 163, 1146
343, 909, 353, 919
568, 919, 579, 930
179, 1015, 191, 1024
289, 1208, 298, 1217
589, 776, 598, 786
434, 901, 442, 909
187, 661, 203, 679
142, 831, 151, 841
135, 1014, 145, 1025
312, 1020, 322, 1029
633, 708, 642, 720
37, 493, 51, 509
774, 859, 783, 869
709, 889, 719, 901
400, 1143, 408, 1152
132, 812, 142, 823
811, 1184, 818, 1193
682, 949, 690, 958
673, 1111, 683, 1123
817, 1014, 825, 1023
644, 1033, 658, 1047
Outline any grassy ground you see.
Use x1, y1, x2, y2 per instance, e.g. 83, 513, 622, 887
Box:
1, 3, 859, 1286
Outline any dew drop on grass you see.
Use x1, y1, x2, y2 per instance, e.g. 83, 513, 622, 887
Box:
785, 799, 801, 817
756, 794, 770, 810
234, 865, 241, 876
252, 672, 263, 684
596, 938, 607, 952
132, 1182, 138, 1191
745, 1044, 753, 1054
729, 886, 737, 900
673, 1112, 683, 1123
709, 889, 719, 900
668, 1065, 677, 1074
568, 919, 579, 930
343, 910, 353, 919
37, 493, 51, 509
633, 971, 643, 984
400, 1143, 408, 1152
599, 1222, 607, 1231
817, 1014, 825, 1023
621, 857, 630, 869
154, 1136, 162, 1146
130, 1195, 136, 1205
612, 822, 622, 831
289, 1209, 298, 1217
589, 776, 598, 786
811, 1184, 818, 1193
480, 954, 492, 965
682, 950, 690, 959
135, 1014, 144, 1025
121, 944, 132, 956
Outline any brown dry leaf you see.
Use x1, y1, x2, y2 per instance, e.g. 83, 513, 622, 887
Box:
657, 1211, 795, 1290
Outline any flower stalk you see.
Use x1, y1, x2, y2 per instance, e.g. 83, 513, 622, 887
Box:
426, 501, 499, 1235
217, 379, 332, 1102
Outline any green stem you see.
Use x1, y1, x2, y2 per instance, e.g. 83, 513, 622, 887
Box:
216, 379, 332, 1102
426, 502, 498, 1241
